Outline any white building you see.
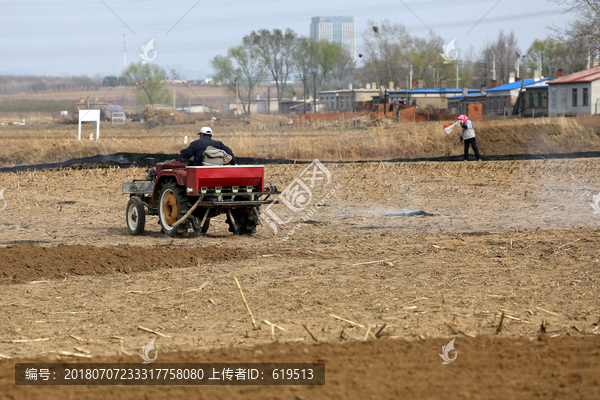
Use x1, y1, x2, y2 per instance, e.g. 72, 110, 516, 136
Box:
310, 16, 355, 59
548, 65, 600, 116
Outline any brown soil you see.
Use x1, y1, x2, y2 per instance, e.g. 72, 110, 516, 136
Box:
1, 336, 599, 400
0, 244, 251, 284
0, 160, 599, 399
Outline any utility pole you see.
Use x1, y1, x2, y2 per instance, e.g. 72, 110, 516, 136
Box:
456, 61, 459, 89
303, 84, 306, 114
538, 51, 542, 76
313, 71, 317, 114
492, 54, 496, 82
235, 76, 239, 109
409, 65, 413, 89
188, 85, 190, 112
515, 53, 525, 79
588, 52, 591, 69
123, 30, 126, 70
173, 67, 176, 109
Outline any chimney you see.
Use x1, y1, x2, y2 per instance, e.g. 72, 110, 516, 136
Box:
440, 79, 447, 88
411, 79, 417, 90
366, 83, 371, 89
595, 59, 600, 67
417, 79, 424, 89
371, 82, 377, 90
389, 81, 394, 90
491, 80, 497, 88
462, 87, 468, 95
557, 69, 564, 77
80, 98, 84, 103
348, 83, 353, 90
534, 70, 541, 82
480, 84, 487, 94
509, 73, 515, 84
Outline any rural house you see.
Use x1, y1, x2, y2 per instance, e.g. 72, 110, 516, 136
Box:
548, 65, 600, 116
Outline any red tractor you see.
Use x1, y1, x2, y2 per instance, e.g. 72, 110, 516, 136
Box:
122, 159, 279, 237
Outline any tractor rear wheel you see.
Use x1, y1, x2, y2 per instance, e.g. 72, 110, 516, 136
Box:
191, 213, 210, 234
126, 197, 146, 235
158, 181, 191, 237
227, 207, 259, 235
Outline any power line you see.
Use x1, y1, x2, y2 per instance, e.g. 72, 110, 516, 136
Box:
0, 0, 496, 33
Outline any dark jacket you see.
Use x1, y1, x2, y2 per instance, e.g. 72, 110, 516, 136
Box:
180, 137, 236, 165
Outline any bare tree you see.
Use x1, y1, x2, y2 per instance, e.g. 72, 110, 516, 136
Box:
243, 29, 297, 112
122, 63, 171, 106
476, 30, 521, 86
409, 33, 455, 89
211, 46, 266, 115
470, 42, 494, 87
549, 0, 600, 68
359, 19, 413, 87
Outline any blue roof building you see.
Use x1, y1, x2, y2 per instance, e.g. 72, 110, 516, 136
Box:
447, 77, 553, 116
388, 88, 483, 109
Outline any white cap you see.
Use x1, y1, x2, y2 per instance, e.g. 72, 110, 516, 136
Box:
198, 126, 213, 135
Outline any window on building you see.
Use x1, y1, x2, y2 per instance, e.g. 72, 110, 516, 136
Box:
529, 93, 534, 107
583, 88, 589, 107
504, 97, 508, 108
538, 93, 543, 107
341, 98, 345, 109
331, 98, 335, 109
497, 97, 501, 111
572, 88, 578, 107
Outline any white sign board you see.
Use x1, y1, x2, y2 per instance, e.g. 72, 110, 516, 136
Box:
78, 109, 100, 140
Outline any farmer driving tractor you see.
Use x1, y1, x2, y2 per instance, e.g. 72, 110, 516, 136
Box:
180, 127, 237, 166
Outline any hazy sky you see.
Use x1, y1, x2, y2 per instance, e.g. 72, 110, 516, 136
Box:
0, 0, 573, 79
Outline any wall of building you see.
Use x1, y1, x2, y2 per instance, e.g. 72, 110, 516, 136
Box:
318, 90, 379, 111
467, 103, 483, 121
411, 96, 447, 109
485, 90, 513, 114
549, 82, 595, 116
592, 80, 600, 114
523, 87, 549, 117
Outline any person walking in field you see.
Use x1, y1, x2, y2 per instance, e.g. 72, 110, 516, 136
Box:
458, 115, 481, 161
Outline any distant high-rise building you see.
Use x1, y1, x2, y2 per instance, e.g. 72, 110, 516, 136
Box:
310, 16, 355, 59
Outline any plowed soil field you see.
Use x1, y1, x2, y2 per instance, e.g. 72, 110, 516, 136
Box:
0, 159, 599, 399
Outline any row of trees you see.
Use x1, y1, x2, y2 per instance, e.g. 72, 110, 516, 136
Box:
360, 19, 592, 91
211, 28, 352, 114
210, 0, 597, 114
212, 23, 534, 113
0, 75, 103, 95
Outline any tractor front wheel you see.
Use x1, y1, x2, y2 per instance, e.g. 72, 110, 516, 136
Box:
126, 197, 146, 236
158, 181, 191, 237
